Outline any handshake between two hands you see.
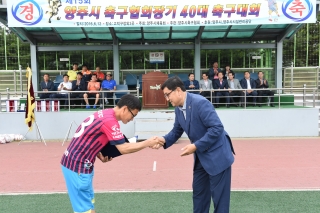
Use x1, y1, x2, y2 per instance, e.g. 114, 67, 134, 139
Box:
148, 136, 197, 157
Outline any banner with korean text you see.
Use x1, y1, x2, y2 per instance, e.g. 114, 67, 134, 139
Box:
7, 0, 317, 27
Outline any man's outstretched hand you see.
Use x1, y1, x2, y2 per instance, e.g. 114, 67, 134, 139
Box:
97, 152, 113, 163
149, 136, 165, 149
180, 144, 197, 156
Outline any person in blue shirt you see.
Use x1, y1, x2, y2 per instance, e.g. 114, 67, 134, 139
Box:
101, 72, 117, 104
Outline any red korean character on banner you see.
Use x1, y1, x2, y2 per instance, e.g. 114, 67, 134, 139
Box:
197, 5, 209, 18
153, 6, 165, 19
224, 4, 236, 18
20, 3, 34, 21
236, 4, 249, 17
248, 3, 261, 17
104, 6, 116, 19
289, 0, 306, 17
76, 6, 89, 19
165, 5, 177, 18
65, 6, 77, 20
212, 4, 224, 18
116, 6, 128, 19
129, 5, 140, 19
141, 5, 152, 19
89, 6, 101, 19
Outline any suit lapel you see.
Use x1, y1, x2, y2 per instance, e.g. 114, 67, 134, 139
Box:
185, 93, 192, 135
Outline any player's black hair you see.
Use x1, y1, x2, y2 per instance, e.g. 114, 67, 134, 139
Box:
63, 74, 69, 78
218, 71, 224, 76
117, 94, 142, 111
161, 76, 186, 92
188, 73, 194, 77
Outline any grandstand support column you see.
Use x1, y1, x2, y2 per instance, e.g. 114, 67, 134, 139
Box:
275, 41, 283, 89
30, 44, 39, 92
113, 39, 120, 83
194, 39, 201, 81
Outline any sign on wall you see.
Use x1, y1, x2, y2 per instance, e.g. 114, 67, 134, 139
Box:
149, 52, 165, 63
7, 0, 317, 27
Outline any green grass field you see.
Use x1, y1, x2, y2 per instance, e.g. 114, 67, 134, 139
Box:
1, 191, 320, 213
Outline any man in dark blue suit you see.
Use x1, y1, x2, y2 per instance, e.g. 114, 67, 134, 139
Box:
39, 73, 55, 99
240, 71, 258, 106
184, 73, 200, 94
214, 72, 230, 108
153, 76, 235, 213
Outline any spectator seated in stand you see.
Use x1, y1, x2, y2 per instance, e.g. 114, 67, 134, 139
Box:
227, 71, 244, 107
39, 73, 54, 99
240, 71, 257, 107
199, 72, 213, 102
67, 63, 79, 82
81, 64, 92, 87
101, 72, 116, 105
93, 66, 105, 82
255, 71, 275, 107
83, 74, 101, 109
184, 73, 199, 94
208, 61, 221, 84
70, 72, 86, 109
50, 74, 72, 109
214, 72, 230, 108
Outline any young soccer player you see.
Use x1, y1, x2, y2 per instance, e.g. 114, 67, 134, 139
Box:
61, 94, 163, 213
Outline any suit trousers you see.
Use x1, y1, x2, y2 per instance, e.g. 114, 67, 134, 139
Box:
215, 91, 230, 104
257, 90, 274, 104
193, 155, 231, 213
229, 91, 244, 104
200, 91, 215, 103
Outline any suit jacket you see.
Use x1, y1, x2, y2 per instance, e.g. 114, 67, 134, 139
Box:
240, 78, 256, 90
163, 93, 235, 176
199, 79, 213, 90
208, 67, 222, 81
72, 79, 86, 91
40, 80, 54, 91
255, 78, 269, 89
213, 79, 229, 90
227, 79, 242, 90
184, 80, 199, 90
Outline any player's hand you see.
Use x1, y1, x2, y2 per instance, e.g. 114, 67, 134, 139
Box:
147, 136, 164, 147
180, 144, 197, 156
97, 152, 112, 163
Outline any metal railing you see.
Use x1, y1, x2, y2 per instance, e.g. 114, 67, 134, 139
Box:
1, 87, 318, 112
0, 67, 275, 93
283, 65, 319, 93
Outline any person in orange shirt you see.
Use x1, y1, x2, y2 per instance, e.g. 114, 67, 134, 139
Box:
93, 66, 105, 82
83, 74, 101, 109
81, 65, 92, 86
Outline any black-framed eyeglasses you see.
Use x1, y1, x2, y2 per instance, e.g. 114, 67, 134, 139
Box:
164, 90, 175, 99
128, 108, 136, 118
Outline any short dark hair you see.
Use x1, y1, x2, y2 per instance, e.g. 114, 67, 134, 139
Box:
91, 74, 97, 78
73, 63, 78, 66
161, 76, 186, 92
228, 71, 235, 77
43, 73, 49, 77
63, 74, 69, 78
82, 65, 87, 68
244, 71, 250, 74
218, 71, 224, 75
202, 72, 208, 76
96, 66, 100, 69
117, 94, 142, 111
258, 71, 263, 74
188, 73, 194, 77
226, 65, 230, 68
77, 72, 83, 76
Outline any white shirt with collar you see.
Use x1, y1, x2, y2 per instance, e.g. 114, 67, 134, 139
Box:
246, 79, 251, 89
